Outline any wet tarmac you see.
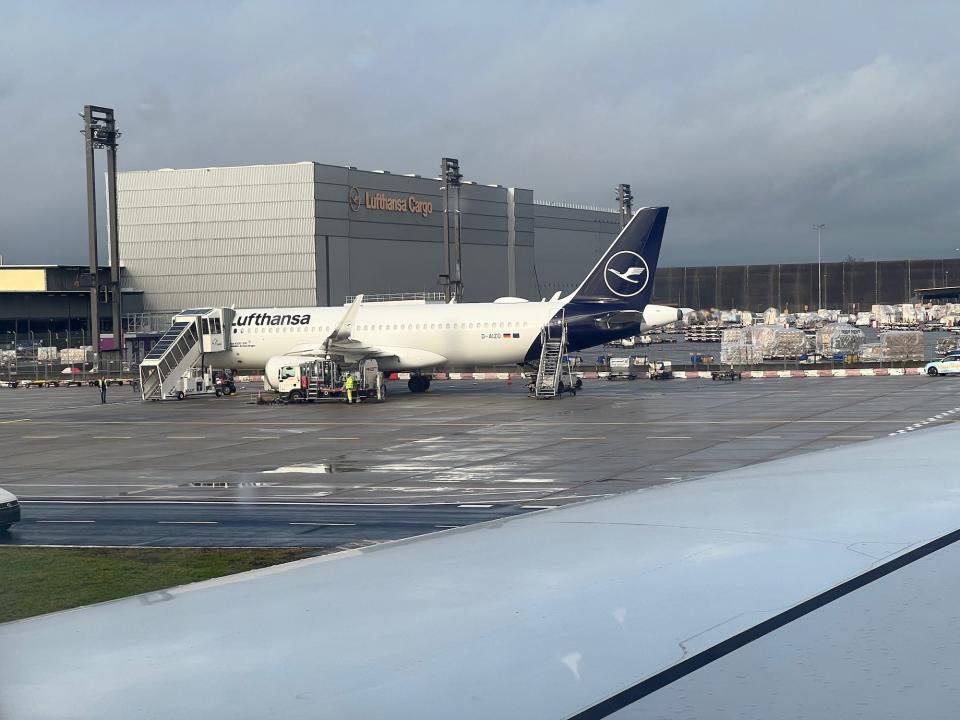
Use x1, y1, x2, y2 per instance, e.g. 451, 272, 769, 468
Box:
2, 374, 958, 548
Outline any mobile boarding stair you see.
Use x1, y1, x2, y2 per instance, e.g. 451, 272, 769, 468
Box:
139, 308, 234, 401
532, 316, 577, 399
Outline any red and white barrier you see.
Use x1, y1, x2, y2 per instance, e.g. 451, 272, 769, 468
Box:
243, 368, 923, 384
671, 367, 921, 379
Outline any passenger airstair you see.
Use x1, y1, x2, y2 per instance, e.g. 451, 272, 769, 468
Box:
534, 315, 572, 398
139, 308, 233, 400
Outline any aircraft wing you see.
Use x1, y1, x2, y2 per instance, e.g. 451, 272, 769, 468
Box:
325, 337, 400, 363
3, 427, 960, 718
278, 295, 401, 363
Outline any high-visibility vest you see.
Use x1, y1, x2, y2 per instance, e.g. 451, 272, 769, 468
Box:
345, 375, 355, 389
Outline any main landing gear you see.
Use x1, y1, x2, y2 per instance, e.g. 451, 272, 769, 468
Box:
407, 375, 431, 393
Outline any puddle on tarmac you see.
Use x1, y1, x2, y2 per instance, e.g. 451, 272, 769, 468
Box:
183, 481, 278, 488
263, 462, 439, 474
262, 463, 363, 474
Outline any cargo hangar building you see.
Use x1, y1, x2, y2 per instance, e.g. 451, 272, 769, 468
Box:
114, 159, 960, 318
7, 159, 958, 343
116, 161, 624, 313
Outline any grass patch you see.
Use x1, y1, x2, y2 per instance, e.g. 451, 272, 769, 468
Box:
0, 546, 316, 624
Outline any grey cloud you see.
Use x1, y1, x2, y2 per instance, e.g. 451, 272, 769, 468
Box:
0, 1, 958, 267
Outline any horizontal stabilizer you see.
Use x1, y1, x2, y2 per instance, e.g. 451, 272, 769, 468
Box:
594, 309, 644, 329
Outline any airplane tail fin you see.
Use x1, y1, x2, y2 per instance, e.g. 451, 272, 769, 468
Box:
566, 206, 668, 309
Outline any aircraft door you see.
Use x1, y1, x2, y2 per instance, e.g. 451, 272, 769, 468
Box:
201, 309, 234, 353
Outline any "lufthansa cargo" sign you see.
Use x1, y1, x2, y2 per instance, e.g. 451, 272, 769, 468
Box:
348, 186, 433, 217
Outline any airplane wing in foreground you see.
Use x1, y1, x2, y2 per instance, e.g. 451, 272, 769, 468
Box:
3, 426, 960, 719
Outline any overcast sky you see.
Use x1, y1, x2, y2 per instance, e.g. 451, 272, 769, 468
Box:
2, 1, 959, 267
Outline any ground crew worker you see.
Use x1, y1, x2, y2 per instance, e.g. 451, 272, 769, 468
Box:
345, 372, 355, 404
97, 376, 107, 404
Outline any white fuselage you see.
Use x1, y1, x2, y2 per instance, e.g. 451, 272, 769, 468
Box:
208, 300, 564, 372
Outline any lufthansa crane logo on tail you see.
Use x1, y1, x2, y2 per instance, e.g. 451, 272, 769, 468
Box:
604, 251, 649, 298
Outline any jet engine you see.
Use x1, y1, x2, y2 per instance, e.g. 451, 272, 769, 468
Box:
640, 304, 684, 331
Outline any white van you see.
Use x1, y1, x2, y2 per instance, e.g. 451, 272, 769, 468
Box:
0, 487, 20, 530
924, 350, 960, 377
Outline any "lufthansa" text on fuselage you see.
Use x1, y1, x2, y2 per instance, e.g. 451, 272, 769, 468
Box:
233, 313, 312, 327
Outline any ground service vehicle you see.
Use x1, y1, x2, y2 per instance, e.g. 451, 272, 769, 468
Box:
213, 371, 237, 397
648, 360, 673, 380
602, 355, 641, 380
711, 368, 743, 381
154, 367, 234, 400
270, 358, 384, 403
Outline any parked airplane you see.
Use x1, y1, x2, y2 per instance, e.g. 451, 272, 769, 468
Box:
207, 206, 670, 392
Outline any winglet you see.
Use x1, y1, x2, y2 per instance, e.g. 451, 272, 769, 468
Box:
329, 294, 364, 342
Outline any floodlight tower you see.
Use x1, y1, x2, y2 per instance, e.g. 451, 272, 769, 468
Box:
616, 183, 634, 229
813, 223, 826, 309
81, 105, 122, 367
440, 157, 463, 302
